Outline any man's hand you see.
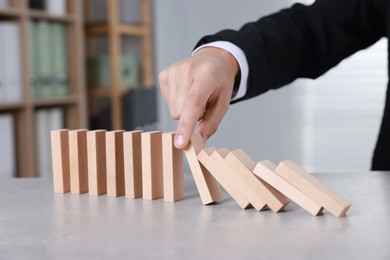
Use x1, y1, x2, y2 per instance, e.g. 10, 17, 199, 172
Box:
159, 47, 239, 149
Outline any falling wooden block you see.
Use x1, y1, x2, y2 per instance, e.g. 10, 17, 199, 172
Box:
123, 130, 143, 199
69, 129, 89, 194
87, 130, 107, 196
254, 160, 323, 216
275, 160, 351, 217
198, 147, 251, 209
141, 131, 164, 200
162, 132, 184, 202
224, 149, 289, 212
106, 130, 125, 197
184, 133, 223, 205
51, 129, 70, 193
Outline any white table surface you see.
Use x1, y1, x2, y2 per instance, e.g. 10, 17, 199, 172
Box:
1, 172, 390, 260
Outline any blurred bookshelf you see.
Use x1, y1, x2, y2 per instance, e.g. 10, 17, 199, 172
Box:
84, 0, 156, 130
0, 0, 86, 178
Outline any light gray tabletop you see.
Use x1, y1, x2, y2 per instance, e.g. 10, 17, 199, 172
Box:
1, 172, 390, 260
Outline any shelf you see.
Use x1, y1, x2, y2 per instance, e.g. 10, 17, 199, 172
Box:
85, 23, 147, 36
0, 102, 25, 112
33, 95, 80, 108
0, 8, 23, 17
29, 10, 74, 23
88, 87, 133, 97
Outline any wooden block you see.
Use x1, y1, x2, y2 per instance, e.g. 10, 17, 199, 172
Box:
184, 133, 223, 205
123, 130, 143, 199
87, 130, 107, 196
141, 131, 164, 200
106, 130, 125, 197
69, 129, 88, 194
224, 149, 289, 212
162, 132, 184, 202
275, 160, 351, 217
198, 147, 251, 209
254, 160, 323, 216
51, 129, 70, 193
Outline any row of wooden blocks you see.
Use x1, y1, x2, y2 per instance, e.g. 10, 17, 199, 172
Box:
51, 129, 351, 217
51, 129, 185, 202
185, 134, 351, 217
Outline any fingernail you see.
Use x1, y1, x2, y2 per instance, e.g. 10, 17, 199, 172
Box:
175, 135, 185, 147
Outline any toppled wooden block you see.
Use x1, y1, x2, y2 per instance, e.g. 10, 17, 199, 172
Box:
254, 160, 323, 216
275, 160, 351, 217
224, 149, 289, 212
198, 147, 251, 209
184, 133, 223, 205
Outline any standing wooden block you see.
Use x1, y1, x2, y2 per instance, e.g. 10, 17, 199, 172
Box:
224, 149, 289, 212
87, 130, 107, 196
106, 130, 125, 197
123, 130, 143, 199
51, 129, 70, 193
184, 133, 223, 205
141, 131, 164, 200
275, 160, 351, 217
198, 147, 251, 209
162, 132, 184, 202
254, 160, 323, 216
69, 129, 88, 194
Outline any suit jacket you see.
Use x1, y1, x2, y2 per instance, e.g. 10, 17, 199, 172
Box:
196, 0, 389, 170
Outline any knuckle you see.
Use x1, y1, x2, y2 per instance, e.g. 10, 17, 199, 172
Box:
158, 70, 168, 84
185, 93, 203, 108
169, 107, 180, 120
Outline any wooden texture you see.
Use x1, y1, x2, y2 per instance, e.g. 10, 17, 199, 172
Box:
84, 0, 154, 130
198, 147, 251, 209
275, 160, 351, 217
184, 133, 223, 205
123, 130, 143, 199
224, 149, 289, 212
51, 129, 70, 193
162, 132, 184, 202
87, 130, 107, 196
69, 129, 89, 194
141, 131, 163, 200
254, 160, 323, 216
106, 130, 125, 197
0, 1, 86, 177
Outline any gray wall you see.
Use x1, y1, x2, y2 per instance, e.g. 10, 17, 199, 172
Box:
153, 0, 304, 165
153, 0, 387, 172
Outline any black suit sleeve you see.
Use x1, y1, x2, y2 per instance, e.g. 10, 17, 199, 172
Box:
195, 0, 386, 103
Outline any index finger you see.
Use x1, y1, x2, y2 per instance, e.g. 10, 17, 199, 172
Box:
174, 84, 213, 149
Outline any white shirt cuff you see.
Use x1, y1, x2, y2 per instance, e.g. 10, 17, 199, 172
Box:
192, 41, 248, 101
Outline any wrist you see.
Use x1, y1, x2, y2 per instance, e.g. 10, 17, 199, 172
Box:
195, 47, 240, 79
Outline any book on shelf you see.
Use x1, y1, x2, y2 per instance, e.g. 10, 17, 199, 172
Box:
89, 0, 141, 24
30, 20, 69, 99
122, 86, 158, 131
29, 0, 66, 15
0, 21, 22, 103
29, 0, 45, 10
0, 113, 16, 178
35, 107, 63, 178
46, 0, 66, 16
87, 54, 139, 88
